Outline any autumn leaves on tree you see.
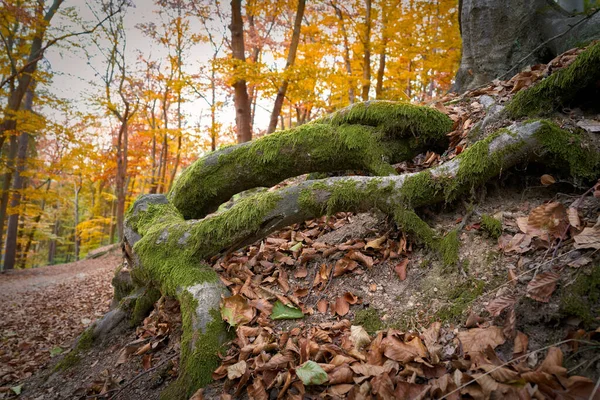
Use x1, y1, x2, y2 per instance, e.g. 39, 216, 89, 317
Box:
0, 0, 460, 270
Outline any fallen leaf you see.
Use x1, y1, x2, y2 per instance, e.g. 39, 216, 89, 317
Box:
513, 331, 529, 356
573, 226, 600, 249
394, 259, 409, 281
343, 292, 358, 304
270, 300, 304, 320
294, 266, 308, 278
365, 235, 387, 250
334, 297, 350, 316
382, 336, 427, 363
189, 388, 204, 400
333, 257, 359, 277
227, 360, 247, 380
526, 272, 559, 302
328, 366, 354, 384
567, 207, 581, 229
457, 326, 505, 354
526, 202, 568, 240
369, 283, 377, 292
317, 299, 328, 313
486, 295, 516, 317
350, 325, 371, 349
142, 354, 152, 370
296, 361, 329, 385
540, 174, 556, 186
221, 295, 255, 327
350, 363, 386, 377
247, 378, 268, 400
348, 250, 374, 269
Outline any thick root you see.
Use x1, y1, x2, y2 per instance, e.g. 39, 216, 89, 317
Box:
168, 101, 452, 220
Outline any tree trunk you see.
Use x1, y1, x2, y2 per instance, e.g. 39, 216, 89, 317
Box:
361, 0, 372, 101
453, 0, 600, 92
3, 86, 34, 270
230, 0, 252, 143
331, 1, 356, 104
267, 0, 306, 134
375, 4, 388, 100
74, 181, 81, 261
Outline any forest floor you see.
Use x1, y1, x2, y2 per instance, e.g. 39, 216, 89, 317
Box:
0, 247, 120, 398
1, 182, 599, 400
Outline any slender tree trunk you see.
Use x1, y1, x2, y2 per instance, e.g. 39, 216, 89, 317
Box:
115, 109, 129, 242
267, 0, 306, 134
0, 137, 17, 266
361, 0, 372, 101
230, 0, 252, 143
375, 3, 389, 100
3, 87, 34, 270
73, 180, 80, 261
332, 2, 355, 104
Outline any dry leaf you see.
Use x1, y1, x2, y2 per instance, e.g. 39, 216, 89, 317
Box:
540, 174, 556, 186
294, 266, 308, 279
317, 299, 328, 313
334, 297, 350, 316
227, 360, 247, 380
394, 259, 409, 281
573, 226, 600, 249
486, 295, 516, 317
365, 235, 387, 250
221, 295, 255, 327
526, 272, 559, 302
382, 336, 427, 363
189, 388, 204, 400
369, 283, 377, 292
351, 325, 371, 349
457, 326, 505, 354
513, 331, 529, 356
526, 202, 568, 240
343, 292, 358, 305
567, 207, 581, 229
348, 250, 374, 269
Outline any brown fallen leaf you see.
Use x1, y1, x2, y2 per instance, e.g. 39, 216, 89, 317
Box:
486, 295, 516, 317
369, 283, 377, 292
189, 388, 204, 400
573, 226, 600, 250
350, 363, 386, 377
394, 259, 409, 281
247, 378, 268, 400
513, 331, 529, 356
348, 250, 374, 269
526, 271, 559, 302
526, 202, 568, 240
317, 299, 328, 313
142, 354, 152, 370
457, 326, 505, 354
567, 207, 581, 230
365, 235, 387, 250
333, 257, 359, 277
227, 360, 247, 380
382, 336, 427, 363
343, 292, 358, 305
220, 294, 255, 327
334, 297, 350, 316
294, 266, 308, 279
540, 174, 556, 186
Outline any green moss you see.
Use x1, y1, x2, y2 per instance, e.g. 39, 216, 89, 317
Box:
314, 101, 453, 141
439, 230, 460, 267
506, 42, 600, 117
481, 214, 502, 239
534, 120, 600, 180
53, 327, 95, 372
400, 170, 446, 207
394, 207, 438, 249
435, 278, 485, 323
160, 294, 232, 400
131, 287, 161, 326
560, 266, 600, 327
353, 308, 383, 334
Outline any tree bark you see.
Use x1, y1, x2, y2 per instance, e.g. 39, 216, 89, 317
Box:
331, 1, 356, 104
453, 0, 600, 92
230, 0, 252, 143
267, 0, 306, 134
3, 87, 34, 270
361, 0, 372, 101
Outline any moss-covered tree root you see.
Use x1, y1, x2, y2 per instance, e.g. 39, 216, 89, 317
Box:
123, 119, 599, 398
168, 101, 453, 220
506, 41, 600, 118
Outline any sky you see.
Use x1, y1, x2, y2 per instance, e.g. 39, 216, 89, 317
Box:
44, 0, 245, 149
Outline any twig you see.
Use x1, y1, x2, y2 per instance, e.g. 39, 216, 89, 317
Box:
108, 353, 177, 400
440, 339, 595, 399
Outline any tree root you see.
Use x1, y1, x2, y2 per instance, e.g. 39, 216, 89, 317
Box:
119, 116, 600, 398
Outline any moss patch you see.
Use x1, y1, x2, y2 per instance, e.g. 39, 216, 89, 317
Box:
439, 230, 460, 267
506, 42, 600, 117
435, 278, 485, 323
353, 308, 383, 334
480, 214, 502, 239
131, 287, 161, 326
160, 294, 232, 400
53, 327, 95, 372
560, 266, 600, 327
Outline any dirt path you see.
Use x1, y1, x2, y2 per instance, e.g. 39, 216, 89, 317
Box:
0, 248, 121, 389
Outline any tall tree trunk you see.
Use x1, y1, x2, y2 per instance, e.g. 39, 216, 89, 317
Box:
74, 180, 81, 261
230, 0, 252, 143
115, 108, 129, 242
267, 0, 306, 134
331, 2, 355, 104
375, 3, 389, 100
361, 0, 372, 101
3, 87, 34, 270
0, 137, 18, 266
